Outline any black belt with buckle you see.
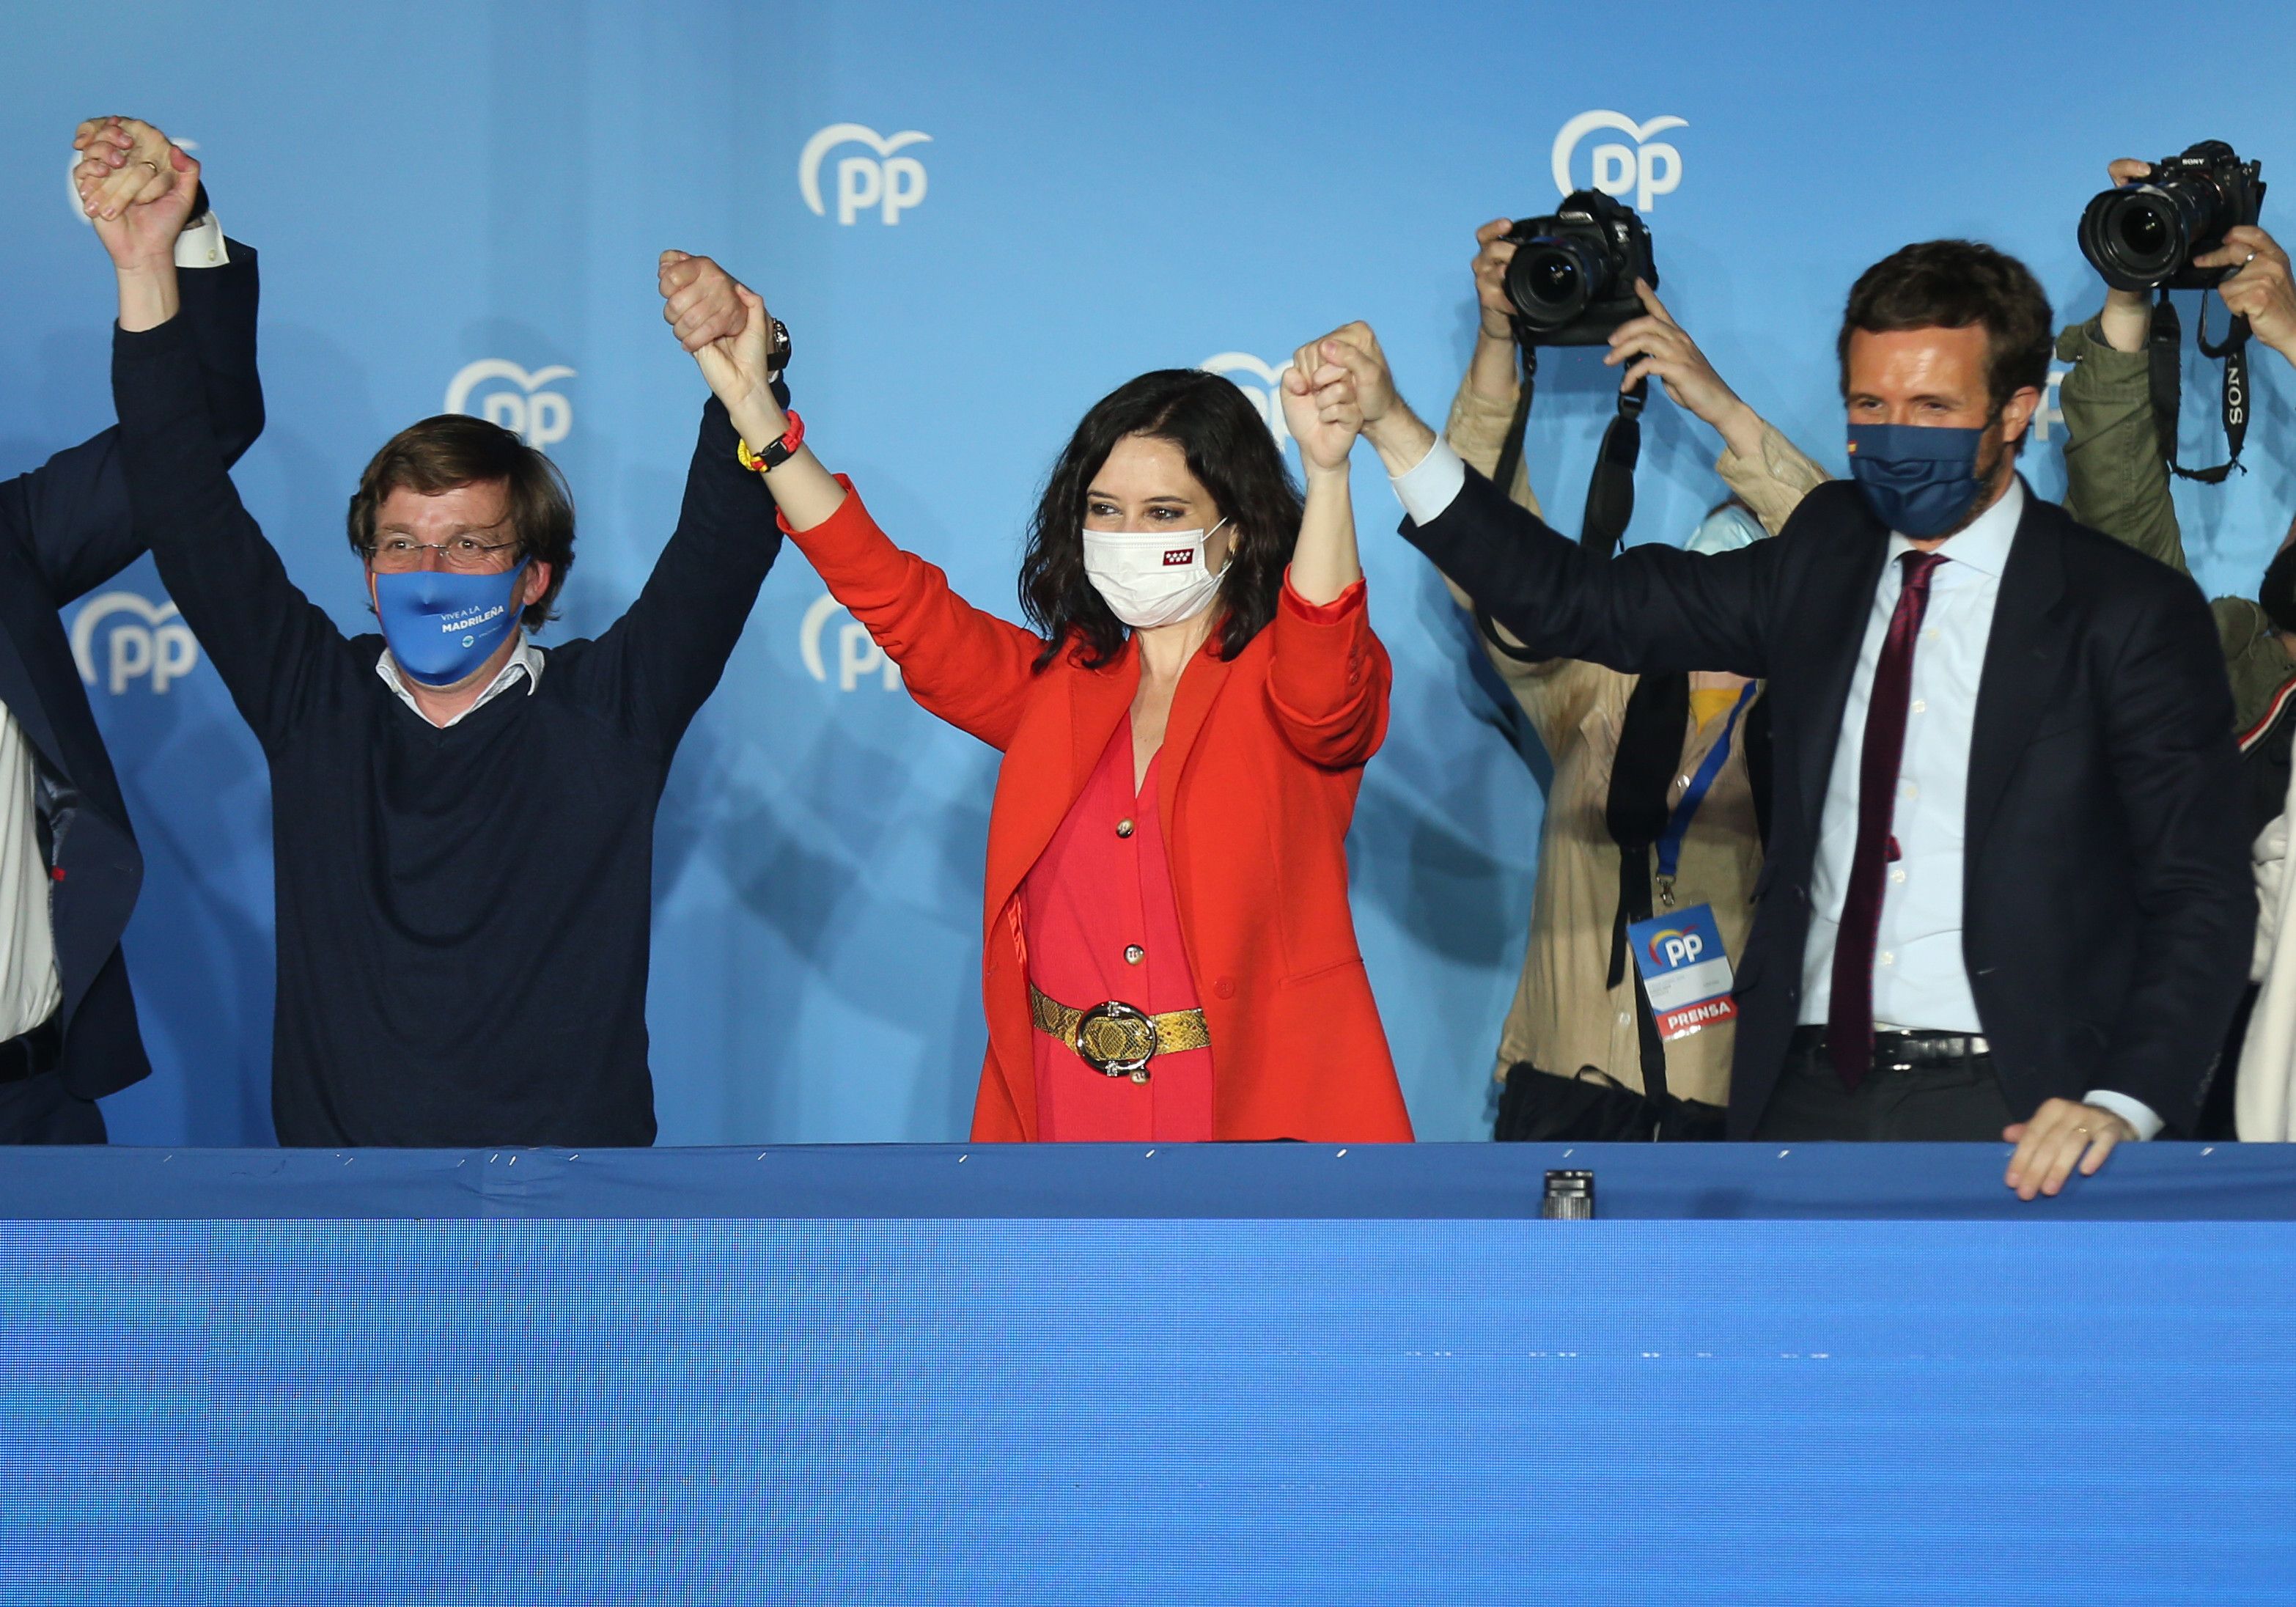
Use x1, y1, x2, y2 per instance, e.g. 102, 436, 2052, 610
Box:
0, 1015, 62, 1085
1788, 1025, 1990, 1073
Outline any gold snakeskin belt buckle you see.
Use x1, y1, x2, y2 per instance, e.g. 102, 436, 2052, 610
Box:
1029, 985, 1210, 1085
1072, 1001, 1158, 1082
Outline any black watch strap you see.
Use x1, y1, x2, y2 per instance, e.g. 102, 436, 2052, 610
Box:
767, 318, 792, 376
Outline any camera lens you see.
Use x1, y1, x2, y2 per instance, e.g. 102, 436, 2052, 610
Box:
1528, 253, 1581, 305
2116, 205, 2168, 258
2080, 187, 2190, 291
1506, 235, 1606, 329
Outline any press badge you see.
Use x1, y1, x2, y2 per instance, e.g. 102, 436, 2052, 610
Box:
1626, 902, 1737, 1040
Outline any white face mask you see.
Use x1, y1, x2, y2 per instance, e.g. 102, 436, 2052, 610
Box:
1081, 518, 1231, 630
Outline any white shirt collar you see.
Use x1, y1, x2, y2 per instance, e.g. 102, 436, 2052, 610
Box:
1885, 474, 2025, 579
375, 633, 545, 728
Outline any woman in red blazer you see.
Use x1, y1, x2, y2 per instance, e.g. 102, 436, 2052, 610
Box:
671, 262, 1410, 1142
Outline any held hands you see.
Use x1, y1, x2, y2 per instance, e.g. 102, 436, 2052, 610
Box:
1298, 323, 1399, 429
73, 117, 201, 273
658, 251, 781, 435
1295, 321, 1436, 477
658, 249, 748, 353
2003, 1097, 2138, 1201
1604, 279, 1762, 457
1282, 334, 1366, 475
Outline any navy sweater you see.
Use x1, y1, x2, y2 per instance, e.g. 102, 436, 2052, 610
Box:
113, 315, 782, 1145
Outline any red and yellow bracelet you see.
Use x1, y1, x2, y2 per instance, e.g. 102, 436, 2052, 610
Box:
735, 409, 806, 474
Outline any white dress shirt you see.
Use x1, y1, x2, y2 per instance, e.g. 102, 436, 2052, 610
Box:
0, 709, 62, 1042
1390, 440, 2158, 1138
375, 633, 545, 727
0, 212, 234, 1045
1797, 479, 2023, 1036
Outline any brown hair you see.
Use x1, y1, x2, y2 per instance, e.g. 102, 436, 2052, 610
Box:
1837, 240, 2054, 428
346, 414, 575, 629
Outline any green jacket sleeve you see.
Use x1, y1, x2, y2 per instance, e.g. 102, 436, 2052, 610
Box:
2216, 595, 2296, 735
2055, 315, 2187, 574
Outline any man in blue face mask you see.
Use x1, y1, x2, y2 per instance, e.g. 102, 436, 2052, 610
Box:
1313, 236, 2251, 1199
102, 240, 791, 1147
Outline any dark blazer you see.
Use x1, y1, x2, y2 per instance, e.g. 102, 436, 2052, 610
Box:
1405, 466, 2253, 1136
0, 240, 262, 1099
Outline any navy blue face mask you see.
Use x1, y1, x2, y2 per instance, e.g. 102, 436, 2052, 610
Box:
1846, 422, 1995, 540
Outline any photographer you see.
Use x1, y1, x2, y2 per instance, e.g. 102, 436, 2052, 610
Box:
2053, 159, 2296, 1141
2056, 161, 2296, 807
1435, 218, 1823, 1140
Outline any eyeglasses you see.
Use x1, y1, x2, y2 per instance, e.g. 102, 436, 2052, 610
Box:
367, 534, 523, 573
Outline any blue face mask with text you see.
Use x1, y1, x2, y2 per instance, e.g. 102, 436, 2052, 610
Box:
1845, 422, 1990, 540
374, 562, 528, 687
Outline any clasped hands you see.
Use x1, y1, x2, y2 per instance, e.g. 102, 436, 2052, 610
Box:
658, 249, 789, 448
72, 116, 202, 274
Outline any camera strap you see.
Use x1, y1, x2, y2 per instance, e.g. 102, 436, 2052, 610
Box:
1488, 347, 1537, 507
1475, 353, 1647, 661
2149, 288, 2251, 484
1580, 376, 1649, 562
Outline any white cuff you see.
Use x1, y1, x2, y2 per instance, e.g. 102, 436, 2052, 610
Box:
2082, 1089, 2163, 1141
173, 212, 227, 268
1389, 435, 1467, 526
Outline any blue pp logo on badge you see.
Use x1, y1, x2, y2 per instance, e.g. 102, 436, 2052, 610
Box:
1627, 902, 1737, 1040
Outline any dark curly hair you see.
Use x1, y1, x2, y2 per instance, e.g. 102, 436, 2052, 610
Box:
1019, 369, 1303, 671
1837, 240, 2055, 449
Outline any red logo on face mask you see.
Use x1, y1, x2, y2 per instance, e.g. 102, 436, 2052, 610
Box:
1163, 549, 1193, 567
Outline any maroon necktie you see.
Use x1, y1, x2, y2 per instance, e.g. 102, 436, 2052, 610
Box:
1828, 551, 1947, 1087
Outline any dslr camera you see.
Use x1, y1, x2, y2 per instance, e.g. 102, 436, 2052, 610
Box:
1501, 188, 1658, 347
2078, 140, 2266, 293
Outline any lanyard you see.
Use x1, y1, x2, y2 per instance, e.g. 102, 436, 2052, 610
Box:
1654, 683, 1755, 906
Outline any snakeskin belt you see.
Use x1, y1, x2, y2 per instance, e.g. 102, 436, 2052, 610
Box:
1029, 985, 1210, 1084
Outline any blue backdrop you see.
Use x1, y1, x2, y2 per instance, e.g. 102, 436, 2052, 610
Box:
5, 1, 2295, 1145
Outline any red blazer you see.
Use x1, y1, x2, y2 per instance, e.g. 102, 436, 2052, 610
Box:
784, 482, 1413, 1143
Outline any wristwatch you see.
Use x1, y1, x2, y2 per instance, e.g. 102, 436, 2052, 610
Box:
767, 318, 792, 376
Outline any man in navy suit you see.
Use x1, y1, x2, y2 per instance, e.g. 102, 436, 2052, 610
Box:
0, 118, 262, 1141
1300, 240, 2251, 1199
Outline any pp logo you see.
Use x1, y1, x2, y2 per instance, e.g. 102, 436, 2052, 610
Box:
66, 137, 198, 224
1200, 353, 1294, 455
1653, 929, 1705, 968
801, 595, 901, 692
445, 359, 575, 452
1551, 111, 1687, 213
800, 123, 931, 226
72, 592, 199, 695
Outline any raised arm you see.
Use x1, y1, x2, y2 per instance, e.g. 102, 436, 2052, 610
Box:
2056, 163, 2190, 573
109, 306, 346, 755
680, 268, 1045, 751
570, 253, 786, 752
7, 117, 266, 607
1322, 321, 1778, 678
1604, 278, 1827, 536
1260, 337, 1387, 768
